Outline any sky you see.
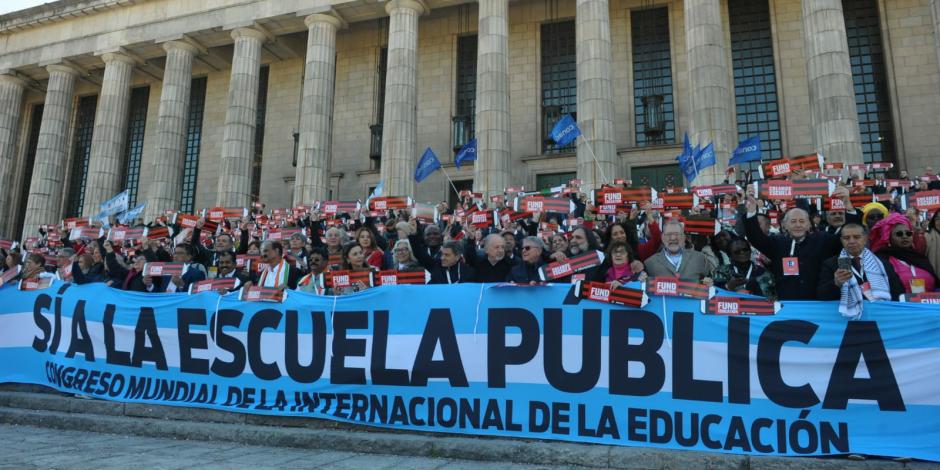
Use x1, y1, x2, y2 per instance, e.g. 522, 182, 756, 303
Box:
0, 0, 50, 15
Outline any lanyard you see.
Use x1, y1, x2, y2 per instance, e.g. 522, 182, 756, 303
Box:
446, 265, 459, 284
897, 259, 918, 277
789, 239, 796, 257
733, 264, 753, 280
850, 265, 866, 282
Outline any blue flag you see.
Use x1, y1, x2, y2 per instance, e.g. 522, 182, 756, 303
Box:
117, 203, 146, 225
455, 138, 477, 169
550, 114, 581, 147
697, 142, 716, 171
729, 135, 762, 165
414, 147, 442, 183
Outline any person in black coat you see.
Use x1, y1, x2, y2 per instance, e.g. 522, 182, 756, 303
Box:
466, 233, 515, 283
413, 235, 476, 284
508, 236, 548, 284
215, 250, 253, 292
817, 223, 905, 301
744, 188, 860, 300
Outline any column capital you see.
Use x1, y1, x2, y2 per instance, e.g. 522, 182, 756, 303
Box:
45, 64, 81, 77
0, 73, 28, 89
304, 12, 347, 30
100, 51, 136, 66
384, 0, 429, 16
230, 27, 268, 43
162, 40, 199, 55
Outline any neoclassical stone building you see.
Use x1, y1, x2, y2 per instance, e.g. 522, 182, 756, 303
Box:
0, 0, 938, 239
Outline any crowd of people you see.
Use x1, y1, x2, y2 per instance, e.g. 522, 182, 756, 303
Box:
2, 163, 939, 315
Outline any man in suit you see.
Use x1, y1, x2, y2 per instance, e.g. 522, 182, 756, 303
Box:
509, 237, 547, 284
416, 240, 476, 284
818, 223, 904, 301
257, 241, 301, 290
144, 243, 206, 293
744, 186, 860, 300
215, 250, 253, 292
644, 219, 715, 282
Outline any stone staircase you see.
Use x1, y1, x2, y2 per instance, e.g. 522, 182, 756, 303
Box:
0, 384, 930, 469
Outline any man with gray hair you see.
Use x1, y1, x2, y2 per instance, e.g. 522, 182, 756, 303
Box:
644, 219, 715, 282
744, 186, 860, 300
509, 236, 548, 284
466, 233, 515, 282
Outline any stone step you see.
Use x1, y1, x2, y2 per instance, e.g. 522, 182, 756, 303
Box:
0, 388, 926, 469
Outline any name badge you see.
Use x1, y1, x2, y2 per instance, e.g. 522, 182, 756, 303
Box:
782, 257, 800, 276
911, 278, 926, 294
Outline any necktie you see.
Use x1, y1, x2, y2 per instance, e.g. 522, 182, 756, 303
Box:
852, 256, 862, 272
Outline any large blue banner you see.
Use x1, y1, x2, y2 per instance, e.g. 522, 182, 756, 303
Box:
1, 282, 939, 461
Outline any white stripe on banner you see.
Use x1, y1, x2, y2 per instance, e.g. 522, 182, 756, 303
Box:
3, 312, 939, 406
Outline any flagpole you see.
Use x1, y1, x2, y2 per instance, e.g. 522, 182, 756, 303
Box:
439, 166, 463, 200
578, 135, 609, 185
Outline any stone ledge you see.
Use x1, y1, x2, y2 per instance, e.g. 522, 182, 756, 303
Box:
0, 388, 931, 469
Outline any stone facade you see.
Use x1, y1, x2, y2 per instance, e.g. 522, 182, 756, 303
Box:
0, 0, 938, 239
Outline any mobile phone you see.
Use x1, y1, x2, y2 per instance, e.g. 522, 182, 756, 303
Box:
837, 257, 852, 271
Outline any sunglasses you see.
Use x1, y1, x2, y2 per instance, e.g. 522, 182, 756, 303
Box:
522, 246, 537, 251
893, 231, 914, 237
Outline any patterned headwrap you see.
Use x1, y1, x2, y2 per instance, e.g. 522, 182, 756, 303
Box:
861, 202, 889, 226
869, 212, 911, 254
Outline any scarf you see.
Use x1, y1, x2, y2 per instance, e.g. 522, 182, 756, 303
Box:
877, 246, 940, 285
606, 264, 633, 283
259, 259, 290, 288
839, 248, 891, 320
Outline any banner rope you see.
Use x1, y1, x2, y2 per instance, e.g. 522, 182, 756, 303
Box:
329, 294, 338, 357
473, 283, 485, 342
662, 296, 672, 349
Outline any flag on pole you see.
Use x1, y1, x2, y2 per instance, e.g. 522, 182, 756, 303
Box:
729, 135, 762, 165
698, 142, 716, 172
455, 138, 477, 169
99, 190, 129, 217
414, 147, 442, 183
117, 203, 146, 225
550, 114, 581, 147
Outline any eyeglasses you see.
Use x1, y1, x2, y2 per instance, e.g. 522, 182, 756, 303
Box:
522, 246, 537, 251
893, 231, 914, 237
394, 248, 410, 253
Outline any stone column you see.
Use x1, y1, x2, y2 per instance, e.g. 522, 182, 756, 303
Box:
933, 0, 940, 79
380, 0, 426, 197
82, 52, 135, 216
685, 0, 736, 185
473, 0, 511, 198
294, 14, 343, 205
22, 65, 79, 239
145, 41, 196, 220
576, 0, 616, 191
216, 27, 266, 208
0, 75, 26, 238
802, 0, 863, 164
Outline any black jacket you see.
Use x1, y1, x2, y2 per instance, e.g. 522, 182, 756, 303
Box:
744, 213, 859, 300
509, 261, 544, 284
429, 262, 476, 284
467, 255, 516, 283
817, 254, 905, 301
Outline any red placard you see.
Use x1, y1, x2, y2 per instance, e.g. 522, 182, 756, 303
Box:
319, 270, 374, 289
369, 197, 411, 211
705, 296, 779, 316
189, 278, 237, 294
906, 191, 940, 211
19, 278, 52, 291
575, 281, 648, 308
375, 270, 430, 286
143, 262, 185, 277
647, 277, 713, 299
239, 286, 285, 302
321, 201, 360, 216
538, 251, 604, 281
